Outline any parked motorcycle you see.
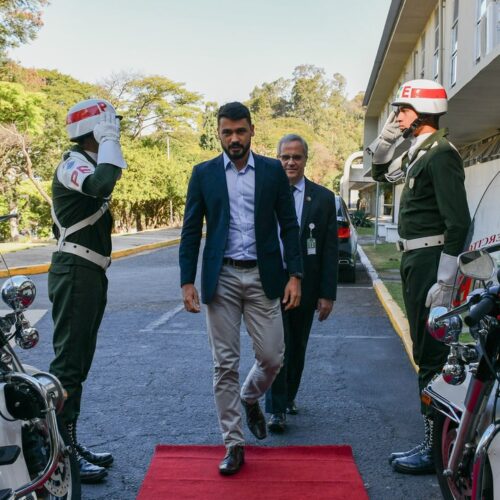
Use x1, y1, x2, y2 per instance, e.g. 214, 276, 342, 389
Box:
424, 244, 500, 499
0, 214, 80, 499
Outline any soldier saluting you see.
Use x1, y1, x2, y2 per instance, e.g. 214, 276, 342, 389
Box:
49, 99, 126, 483
369, 79, 471, 474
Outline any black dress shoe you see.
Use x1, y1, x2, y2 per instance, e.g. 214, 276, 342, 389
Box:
388, 443, 424, 464
392, 448, 435, 475
241, 398, 267, 440
78, 457, 108, 483
77, 444, 114, 468
286, 401, 298, 415
267, 413, 286, 433
219, 445, 245, 475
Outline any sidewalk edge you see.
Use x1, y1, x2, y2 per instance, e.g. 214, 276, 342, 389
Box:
358, 245, 417, 371
0, 238, 181, 278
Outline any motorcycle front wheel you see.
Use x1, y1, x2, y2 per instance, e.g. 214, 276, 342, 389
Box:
34, 417, 81, 500
432, 412, 493, 500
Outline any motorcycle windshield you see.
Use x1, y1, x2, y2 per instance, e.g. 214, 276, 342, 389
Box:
452, 171, 500, 306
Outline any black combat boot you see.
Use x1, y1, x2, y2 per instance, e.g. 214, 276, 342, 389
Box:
66, 421, 108, 483
70, 419, 114, 467
388, 415, 429, 464
391, 416, 436, 475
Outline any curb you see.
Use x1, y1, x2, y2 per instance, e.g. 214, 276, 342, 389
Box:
0, 238, 181, 278
358, 245, 417, 372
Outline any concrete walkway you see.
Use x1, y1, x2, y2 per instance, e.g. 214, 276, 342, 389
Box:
0, 227, 182, 277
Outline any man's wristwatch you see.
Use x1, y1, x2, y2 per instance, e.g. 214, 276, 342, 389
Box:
289, 272, 303, 279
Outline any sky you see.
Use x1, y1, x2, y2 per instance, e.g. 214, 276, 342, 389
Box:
9, 0, 392, 104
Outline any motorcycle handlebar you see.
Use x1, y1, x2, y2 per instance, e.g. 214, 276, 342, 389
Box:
464, 293, 497, 327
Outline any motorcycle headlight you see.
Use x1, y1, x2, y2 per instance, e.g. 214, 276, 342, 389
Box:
1, 275, 36, 311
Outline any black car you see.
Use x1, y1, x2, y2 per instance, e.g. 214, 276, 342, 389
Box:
335, 195, 358, 283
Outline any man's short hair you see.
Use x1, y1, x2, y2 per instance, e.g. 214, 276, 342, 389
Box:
277, 134, 309, 158
217, 102, 252, 126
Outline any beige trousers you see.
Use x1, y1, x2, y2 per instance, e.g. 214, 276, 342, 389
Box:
206, 264, 284, 447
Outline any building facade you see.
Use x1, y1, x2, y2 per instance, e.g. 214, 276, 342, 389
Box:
363, 0, 500, 226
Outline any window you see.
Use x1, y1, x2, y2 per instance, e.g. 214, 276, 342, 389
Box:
433, 6, 440, 80
413, 50, 419, 79
420, 33, 426, 78
450, 0, 459, 85
476, 0, 487, 61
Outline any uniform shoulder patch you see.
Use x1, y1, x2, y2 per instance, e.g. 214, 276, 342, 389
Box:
57, 155, 95, 193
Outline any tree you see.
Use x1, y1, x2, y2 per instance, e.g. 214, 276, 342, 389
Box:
0, 81, 48, 238
0, 81, 44, 133
0, 0, 49, 58
199, 102, 219, 151
291, 65, 329, 131
103, 74, 202, 140
247, 78, 291, 120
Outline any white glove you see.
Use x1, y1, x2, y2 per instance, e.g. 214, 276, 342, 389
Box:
425, 253, 458, 309
367, 111, 402, 164
93, 111, 121, 144
94, 112, 127, 169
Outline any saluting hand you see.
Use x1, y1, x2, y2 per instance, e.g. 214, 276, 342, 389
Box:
317, 298, 334, 322
182, 283, 201, 313
282, 277, 301, 311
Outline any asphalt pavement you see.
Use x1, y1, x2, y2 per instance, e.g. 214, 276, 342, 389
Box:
0, 227, 183, 277
0, 230, 441, 499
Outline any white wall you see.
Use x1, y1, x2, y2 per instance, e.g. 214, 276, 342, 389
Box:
464, 158, 500, 217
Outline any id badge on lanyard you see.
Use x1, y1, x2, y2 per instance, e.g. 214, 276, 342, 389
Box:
307, 223, 316, 255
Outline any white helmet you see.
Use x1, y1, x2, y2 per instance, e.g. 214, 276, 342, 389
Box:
392, 79, 447, 115
66, 98, 118, 141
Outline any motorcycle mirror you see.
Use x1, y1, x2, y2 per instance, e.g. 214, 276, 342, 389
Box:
1, 275, 36, 311
427, 306, 463, 343
458, 249, 496, 281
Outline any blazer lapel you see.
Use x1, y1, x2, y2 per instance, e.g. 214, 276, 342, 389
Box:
214, 154, 230, 215
300, 178, 314, 238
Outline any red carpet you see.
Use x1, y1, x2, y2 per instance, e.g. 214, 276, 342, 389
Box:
137, 445, 368, 500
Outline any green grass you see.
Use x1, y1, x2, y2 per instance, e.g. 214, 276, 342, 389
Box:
356, 226, 375, 237
384, 281, 406, 313
361, 242, 402, 271
360, 240, 406, 313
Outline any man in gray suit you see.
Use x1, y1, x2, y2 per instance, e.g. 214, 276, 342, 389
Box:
179, 103, 303, 475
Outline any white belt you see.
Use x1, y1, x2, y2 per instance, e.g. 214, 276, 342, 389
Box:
59, 242, 111, 270
396, 234, 445, 252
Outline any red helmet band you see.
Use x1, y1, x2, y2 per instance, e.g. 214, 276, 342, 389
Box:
66, 102, 107, 125
399, 86, 447, 99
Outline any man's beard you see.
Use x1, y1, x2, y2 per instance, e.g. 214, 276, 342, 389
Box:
222, 141, 250, 161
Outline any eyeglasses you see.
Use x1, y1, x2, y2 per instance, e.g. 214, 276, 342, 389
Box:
279, 154, 304, 162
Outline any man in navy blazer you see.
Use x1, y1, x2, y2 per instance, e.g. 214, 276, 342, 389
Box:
179, 102, 303, 475
266, 134, 339, 433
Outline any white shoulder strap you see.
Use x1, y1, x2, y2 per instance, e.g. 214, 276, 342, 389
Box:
52, 202, 109, 251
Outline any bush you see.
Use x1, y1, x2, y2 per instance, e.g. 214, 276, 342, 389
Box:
352, 210, 372, 228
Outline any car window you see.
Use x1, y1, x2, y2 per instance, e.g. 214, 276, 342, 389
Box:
335, 197, 343, 218
341, 199, 353, 224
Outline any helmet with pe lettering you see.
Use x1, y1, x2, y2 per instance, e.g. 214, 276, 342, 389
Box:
392, 79, 448, 115
66, 98, 118, 141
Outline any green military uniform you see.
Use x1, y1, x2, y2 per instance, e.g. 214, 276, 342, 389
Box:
372, 128, 470, 413
49, 146, 121, 423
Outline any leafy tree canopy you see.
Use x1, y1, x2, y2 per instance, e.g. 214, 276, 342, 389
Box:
0, 81, 44, 134
0, 0, 49, 57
